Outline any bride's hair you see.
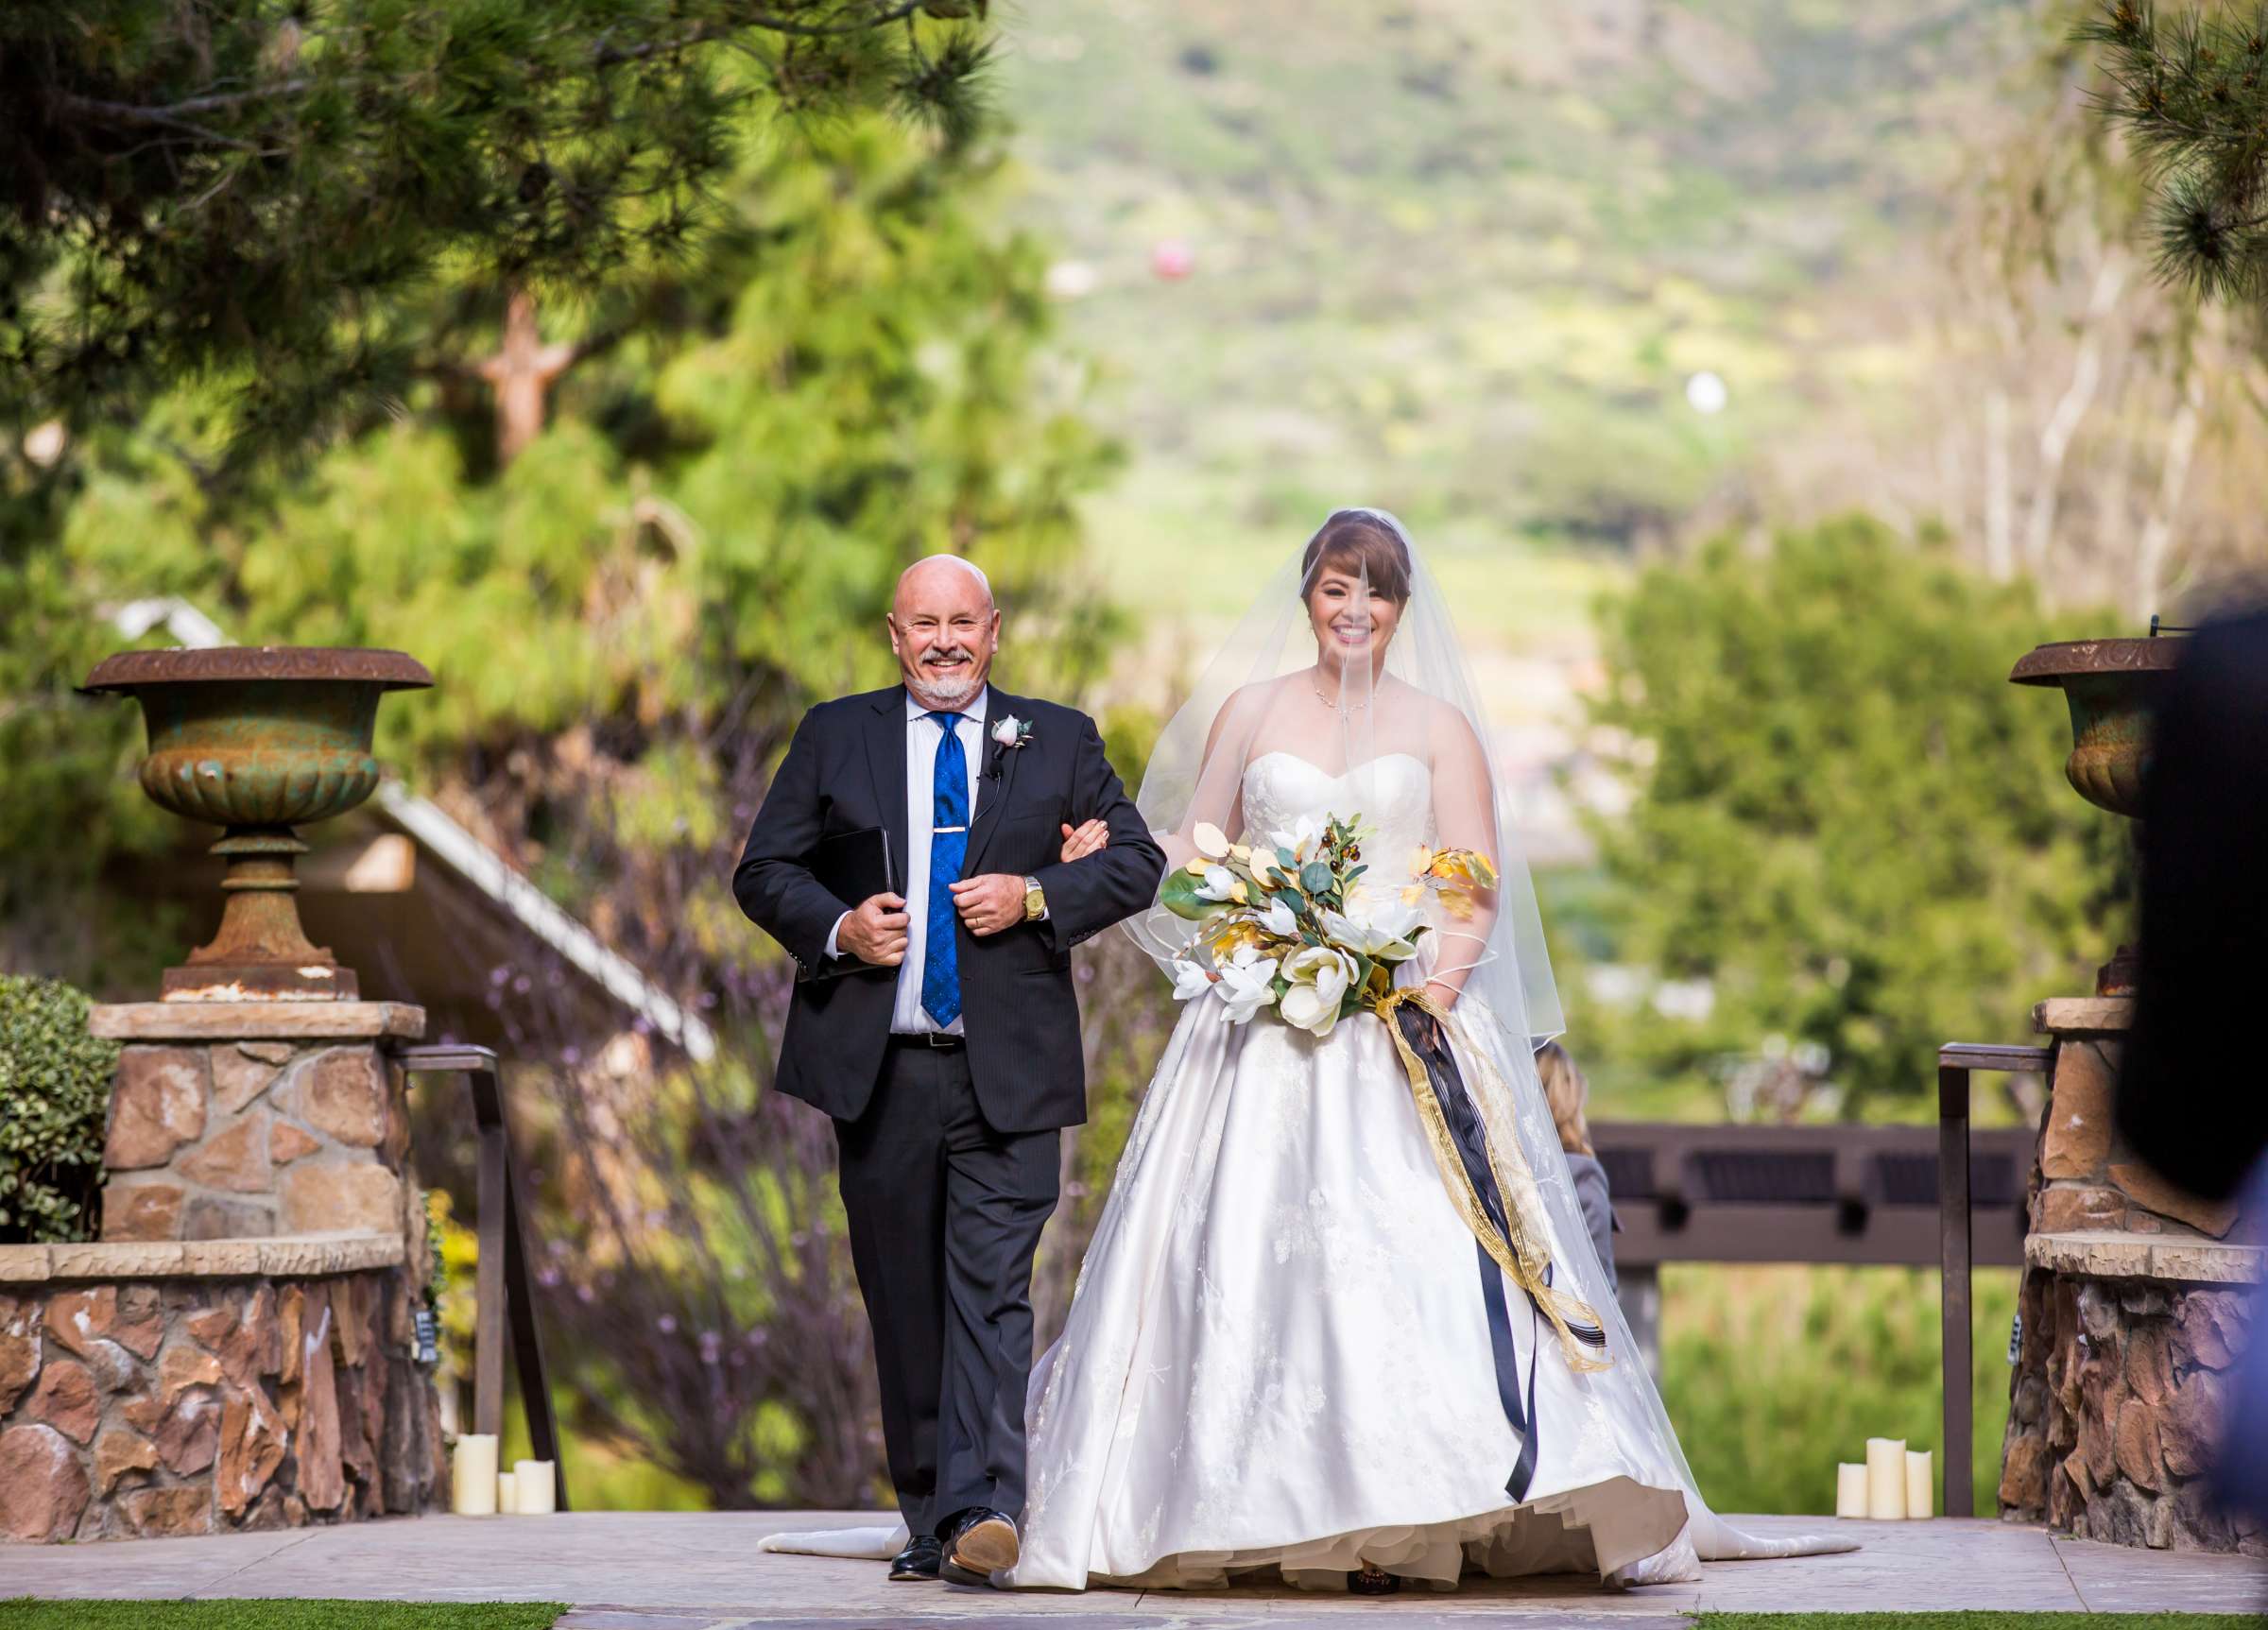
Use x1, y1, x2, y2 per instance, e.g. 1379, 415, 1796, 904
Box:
1299, 509, 1412, 604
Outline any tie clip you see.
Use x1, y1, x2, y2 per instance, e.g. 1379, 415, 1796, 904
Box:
934, 824, 968, 833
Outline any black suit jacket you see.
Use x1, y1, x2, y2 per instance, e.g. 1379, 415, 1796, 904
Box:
733, 683, 1165, 1132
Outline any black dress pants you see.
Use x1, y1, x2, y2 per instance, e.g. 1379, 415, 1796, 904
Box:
833, 1036, 1059, 1537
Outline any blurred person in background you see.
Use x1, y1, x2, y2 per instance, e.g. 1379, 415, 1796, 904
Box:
1538, 1039, 1618, 1294
2116, 600, 2268, 1533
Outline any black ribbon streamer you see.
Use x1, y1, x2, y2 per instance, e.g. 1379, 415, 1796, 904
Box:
1392, 1004, 1606, 1502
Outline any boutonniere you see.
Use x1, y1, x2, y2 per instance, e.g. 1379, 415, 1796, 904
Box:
986, 714, 1033, 779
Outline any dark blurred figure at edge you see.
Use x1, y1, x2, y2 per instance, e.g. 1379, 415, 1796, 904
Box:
2115, 601, 2268, 1533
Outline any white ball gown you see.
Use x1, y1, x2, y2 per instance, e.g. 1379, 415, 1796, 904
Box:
1013, 749, 1697, 1589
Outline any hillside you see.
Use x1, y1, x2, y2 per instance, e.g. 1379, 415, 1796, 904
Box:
993, 0, 2039, 855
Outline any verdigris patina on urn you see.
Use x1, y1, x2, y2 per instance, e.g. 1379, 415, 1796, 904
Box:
80, 646, 433, 1001
2009, 635, 2178, 994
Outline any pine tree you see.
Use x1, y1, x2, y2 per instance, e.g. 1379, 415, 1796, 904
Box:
0, 1, 992, 463
2081, 0, 2268, 301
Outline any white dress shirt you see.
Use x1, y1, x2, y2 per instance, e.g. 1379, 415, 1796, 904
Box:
825, 692, 986, 1035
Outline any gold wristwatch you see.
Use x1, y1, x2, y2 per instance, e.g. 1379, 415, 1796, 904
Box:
1022, 875, 1047, 922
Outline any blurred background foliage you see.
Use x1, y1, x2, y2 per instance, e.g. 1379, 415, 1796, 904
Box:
1576, 515, 2130, 1123
4, 0, 2259, 1516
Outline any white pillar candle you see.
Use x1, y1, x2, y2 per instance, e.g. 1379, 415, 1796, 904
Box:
1905, 1449, 1933, 1520
513, 1459, 556, 1515
495, 1471, 519, 1515
1864, 1436, 1907, 1520
450, 1434, 499, 1516
1835, 1462, 1868, 1518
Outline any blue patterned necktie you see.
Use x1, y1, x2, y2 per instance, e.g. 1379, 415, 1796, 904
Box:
921, 711, 969, 1028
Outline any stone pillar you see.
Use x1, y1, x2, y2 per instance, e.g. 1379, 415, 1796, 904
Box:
0, 1001, 445, 1542
1998, 996, 2260, 1553
90, 1004, 426, 1247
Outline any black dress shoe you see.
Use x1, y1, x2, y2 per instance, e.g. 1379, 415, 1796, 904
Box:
937, 1506, 1020, 1585
1349, 1562, 1401, 1595
889, 1535, 943, 1581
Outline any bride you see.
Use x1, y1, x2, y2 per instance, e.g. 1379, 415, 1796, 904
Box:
770, 509, 1852, 1591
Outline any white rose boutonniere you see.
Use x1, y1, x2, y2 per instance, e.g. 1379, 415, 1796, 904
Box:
986, 713, 1034, 778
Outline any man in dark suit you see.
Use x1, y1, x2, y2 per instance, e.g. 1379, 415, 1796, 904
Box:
734, 555, 1164, 1586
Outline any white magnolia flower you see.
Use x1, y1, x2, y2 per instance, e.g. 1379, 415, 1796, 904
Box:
1192, 821, 1231, 860
1212, 948, 1280, 1024
1278, 945, 1356, 1038
1195, 865, 1242, 902
1321, 901, 1426, 963
1169, 958, 1214, 1002
1256, 897, 1298, 938
1265, 814, 1324, 859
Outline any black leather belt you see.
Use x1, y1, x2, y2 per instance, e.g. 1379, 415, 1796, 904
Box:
888, 1031, 964, 1049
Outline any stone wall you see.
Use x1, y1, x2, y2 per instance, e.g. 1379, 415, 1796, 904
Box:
1998, 998, 2259, 1553
0, 999, 448, 1543
0, 1263, 442, 1541
2000, 1269, 2257, 1553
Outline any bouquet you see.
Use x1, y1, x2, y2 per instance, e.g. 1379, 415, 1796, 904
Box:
1159, 812, 1498, 1037
1161, 810, 1609, 1377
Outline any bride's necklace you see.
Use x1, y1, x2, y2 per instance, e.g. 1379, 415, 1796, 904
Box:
1311, 672, 1370, 713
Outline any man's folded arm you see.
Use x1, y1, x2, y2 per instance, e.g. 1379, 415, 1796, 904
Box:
1029, 713, 1167, 952
733, 716, 854, 972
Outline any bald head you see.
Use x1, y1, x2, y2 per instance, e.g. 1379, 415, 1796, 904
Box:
888, 554, 1000, 709
895, 554, 994, 613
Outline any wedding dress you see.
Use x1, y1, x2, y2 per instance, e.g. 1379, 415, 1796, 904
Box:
763, 511, 1852, 1590
1008, 746, 1699, 1588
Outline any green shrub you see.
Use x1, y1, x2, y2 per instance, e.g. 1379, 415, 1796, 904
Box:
0, 974, 118, 1244
1661, 1262, 2019, 1517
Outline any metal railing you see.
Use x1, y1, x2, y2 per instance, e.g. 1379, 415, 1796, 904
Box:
402, 1043, 569, 1510
1935, 1041, 2052, 1518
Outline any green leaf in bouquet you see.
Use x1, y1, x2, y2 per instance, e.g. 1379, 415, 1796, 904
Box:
1299, 861, 1333, 896
1276, 846, 1299, 871
1345, 864, 1367, 884
1160, 866, 1216, 921
1271, 885, 1304, 913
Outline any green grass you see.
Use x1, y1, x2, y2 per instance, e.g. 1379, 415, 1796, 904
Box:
0, 1608, 564, 1630
1701, 1618, 2265, 1630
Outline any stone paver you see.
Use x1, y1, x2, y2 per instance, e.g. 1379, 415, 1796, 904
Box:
2051, 1531, 2268, 1615
1, 1510, 2259, 1623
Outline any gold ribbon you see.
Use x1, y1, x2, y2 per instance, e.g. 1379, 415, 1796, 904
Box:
1373, 986, 1612, 1374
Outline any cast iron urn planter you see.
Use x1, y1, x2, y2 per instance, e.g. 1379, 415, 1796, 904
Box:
2008, 635, 2179, 995
81, 645, 434, 1001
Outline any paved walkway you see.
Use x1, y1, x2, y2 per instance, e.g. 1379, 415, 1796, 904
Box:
4, 1512, 2260, 1626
